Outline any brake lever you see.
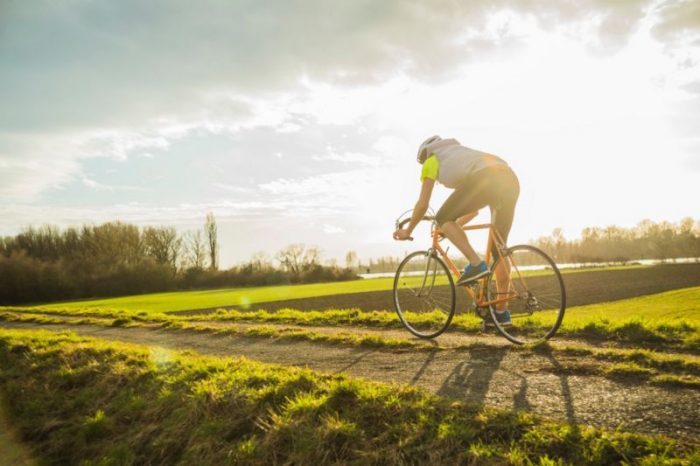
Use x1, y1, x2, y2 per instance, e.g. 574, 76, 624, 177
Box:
395, 218, 413, 241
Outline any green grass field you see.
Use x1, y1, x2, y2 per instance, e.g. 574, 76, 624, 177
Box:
9, 263, 653, 314
19, 277, 398, 313
1, 328, 696, 464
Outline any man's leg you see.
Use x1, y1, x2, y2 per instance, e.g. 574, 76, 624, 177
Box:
491, 170, 520, 311
440, 221, 481, 265
494, 254, 511, 311
435, 176, 492, 285
435, 174, 490, 264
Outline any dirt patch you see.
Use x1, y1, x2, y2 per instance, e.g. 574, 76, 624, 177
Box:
2, 320, 698, 443
175, 263, 700, 315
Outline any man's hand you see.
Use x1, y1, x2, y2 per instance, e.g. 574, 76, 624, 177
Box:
393, 229, 412, 241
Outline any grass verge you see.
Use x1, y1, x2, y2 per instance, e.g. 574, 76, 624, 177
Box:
8, 286, 699, 351
529, 342, 700, 389
0, 311, 436, 351
2, 310, 700, 390
1, 328, 698, 465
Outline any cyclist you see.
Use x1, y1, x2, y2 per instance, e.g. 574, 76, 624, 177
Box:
392, 135, 520, 326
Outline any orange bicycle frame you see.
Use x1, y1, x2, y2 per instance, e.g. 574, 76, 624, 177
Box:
429, 222, 515, 308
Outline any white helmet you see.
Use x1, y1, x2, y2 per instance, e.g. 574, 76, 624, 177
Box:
416, 135, 441, 164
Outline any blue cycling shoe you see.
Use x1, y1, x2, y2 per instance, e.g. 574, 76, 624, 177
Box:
484, 309, 513, 327
456, 261, 489, 285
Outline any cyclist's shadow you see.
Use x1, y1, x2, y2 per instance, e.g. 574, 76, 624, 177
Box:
435, 344, 509, 406
536, 346, 579, 429
433, 343, 579, 432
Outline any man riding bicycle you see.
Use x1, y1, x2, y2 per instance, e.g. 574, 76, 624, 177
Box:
392, 135, 520, 326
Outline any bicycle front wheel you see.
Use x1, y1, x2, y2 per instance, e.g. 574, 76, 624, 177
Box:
393, 250, 456, 339
486, 245, 566, 344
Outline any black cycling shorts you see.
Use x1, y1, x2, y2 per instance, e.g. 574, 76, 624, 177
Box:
435, 165, 520, 255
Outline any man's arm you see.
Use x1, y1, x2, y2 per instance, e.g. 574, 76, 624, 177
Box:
394, 178, 435, 240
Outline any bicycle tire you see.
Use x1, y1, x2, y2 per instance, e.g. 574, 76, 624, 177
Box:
485, 244, 566, 345
393, 250, 456, 339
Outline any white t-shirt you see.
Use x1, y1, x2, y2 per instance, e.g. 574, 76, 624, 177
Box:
420, 138, 508, 188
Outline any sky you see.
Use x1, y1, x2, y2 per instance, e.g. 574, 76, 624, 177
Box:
1, 0, 699, 267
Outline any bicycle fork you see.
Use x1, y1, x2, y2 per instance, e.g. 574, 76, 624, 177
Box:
413, 249, 439, 297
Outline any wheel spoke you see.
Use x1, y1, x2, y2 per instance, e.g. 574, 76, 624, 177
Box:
393, 251, 456, 338
424, 295, 450, 312
485, 245, 566, 344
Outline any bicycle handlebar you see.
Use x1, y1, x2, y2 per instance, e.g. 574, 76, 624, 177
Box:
396, 216, 436, 230
395, 215, 437, 241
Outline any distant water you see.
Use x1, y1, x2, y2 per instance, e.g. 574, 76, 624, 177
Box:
358, 257, 700, 279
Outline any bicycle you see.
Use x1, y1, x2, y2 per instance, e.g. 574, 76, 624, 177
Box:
393, 211, 566, 345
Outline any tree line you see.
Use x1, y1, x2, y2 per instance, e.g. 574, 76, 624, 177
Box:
532, 218, 700, 264
345, 217, 700, 274
0, 214, 355, 305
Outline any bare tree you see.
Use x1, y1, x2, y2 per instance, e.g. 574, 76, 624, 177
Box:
302, 246, 322, 271
277, 243, 305, 275
184, 230, 207, 269
326, 258, 338, 267
249, 251, 271, 272
276, 244, 322, 275
14, 225, 62, 262
143, 226, 181, 268
345, 250, 357, 269
205, 212, 219, 271
94, 222, 143, 267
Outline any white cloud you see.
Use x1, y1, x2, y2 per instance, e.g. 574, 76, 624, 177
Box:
81, 177, 104, 190
213, 183, 253, 194
0, 197, 310, 233
2, 1, 673, 136
323, 224, 345, 234
312, 150, 381, 166
652, 0, 700, 40
258, 171, 361, 204
80, 176, 150, 193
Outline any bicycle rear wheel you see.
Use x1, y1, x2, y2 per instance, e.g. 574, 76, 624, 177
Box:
393, 250, 456, 339
485, 245, 566, 344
